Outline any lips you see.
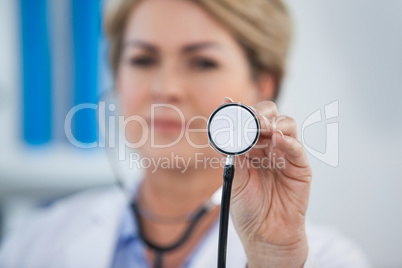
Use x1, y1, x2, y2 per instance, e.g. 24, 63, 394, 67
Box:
149, 118, 186, 133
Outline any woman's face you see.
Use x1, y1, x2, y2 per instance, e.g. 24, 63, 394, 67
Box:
117, 0, 274, 164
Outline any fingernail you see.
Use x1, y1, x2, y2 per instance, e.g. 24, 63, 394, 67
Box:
275, 129, 284, 138
247, 105, 258, 114
259, 114, 272, 128
222, 97, 234, 104
272, 129, 284, 148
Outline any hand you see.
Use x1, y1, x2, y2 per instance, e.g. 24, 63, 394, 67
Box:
226, 99, 313, 268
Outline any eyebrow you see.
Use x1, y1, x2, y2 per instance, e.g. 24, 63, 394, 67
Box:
182, 42, 220, 53
123, 39, 221, 53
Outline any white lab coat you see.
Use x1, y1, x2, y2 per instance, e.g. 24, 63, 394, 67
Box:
0, 185, 370, 268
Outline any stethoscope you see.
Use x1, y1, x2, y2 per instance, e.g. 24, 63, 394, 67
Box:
102, 93, 260, 268
131, 186, 222, 268
207, 102, 260, 268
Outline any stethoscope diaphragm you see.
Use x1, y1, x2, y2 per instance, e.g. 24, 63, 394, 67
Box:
207, 103, 260, 156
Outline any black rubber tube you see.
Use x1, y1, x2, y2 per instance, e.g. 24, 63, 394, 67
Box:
217, 164, 235, 268
131, 201, 207, 268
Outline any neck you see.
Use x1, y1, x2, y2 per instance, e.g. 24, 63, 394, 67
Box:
139, 163, 223, 217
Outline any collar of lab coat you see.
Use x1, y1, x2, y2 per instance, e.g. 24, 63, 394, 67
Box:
63, 185, 247, 268
0, 179, 247, 268
61, 185, 129, 268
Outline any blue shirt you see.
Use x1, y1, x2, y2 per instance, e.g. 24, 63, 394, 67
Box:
111, 203, 149, 267
111, 203, 218, 268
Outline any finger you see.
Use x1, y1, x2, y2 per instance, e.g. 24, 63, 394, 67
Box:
274, 115, 298, 139
254, 100, 279, 118
272, 131, 310, 169
253, 114, 271, 141
254, 101, 279, 138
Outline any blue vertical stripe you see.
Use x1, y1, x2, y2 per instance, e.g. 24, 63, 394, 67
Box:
20, 0, 52, 145
71, 0, 101, 144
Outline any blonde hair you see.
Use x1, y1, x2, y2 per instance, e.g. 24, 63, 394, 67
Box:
104, 0, 292, 100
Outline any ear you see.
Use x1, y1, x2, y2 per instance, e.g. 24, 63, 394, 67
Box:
255, 73, 276, 101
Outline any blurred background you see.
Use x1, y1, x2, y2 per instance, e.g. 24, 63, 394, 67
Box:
0, 0, 401, 267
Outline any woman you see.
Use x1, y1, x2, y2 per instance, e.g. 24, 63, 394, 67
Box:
0, 0, 370, 267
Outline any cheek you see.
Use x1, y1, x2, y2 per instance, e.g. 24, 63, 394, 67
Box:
190, 73, 257, 116
117, 72, 151, 116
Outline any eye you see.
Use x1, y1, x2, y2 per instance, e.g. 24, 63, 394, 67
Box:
129, 56, 156, 67
190, 57, 218, 70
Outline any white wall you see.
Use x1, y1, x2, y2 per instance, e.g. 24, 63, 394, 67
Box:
280, 0, 402, 267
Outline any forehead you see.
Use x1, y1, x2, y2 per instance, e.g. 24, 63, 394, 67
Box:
124, 0, 233, 48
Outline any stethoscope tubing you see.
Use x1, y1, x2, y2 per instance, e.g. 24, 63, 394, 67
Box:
217, 163, 235, 268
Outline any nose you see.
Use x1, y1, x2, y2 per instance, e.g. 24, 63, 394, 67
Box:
150, 64, 185, 104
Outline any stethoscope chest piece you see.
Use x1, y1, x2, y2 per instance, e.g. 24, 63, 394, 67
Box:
207, 102, 260, 268
207, 103, 260, 156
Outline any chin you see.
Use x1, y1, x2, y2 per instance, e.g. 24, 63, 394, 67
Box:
137, 141, 220, 172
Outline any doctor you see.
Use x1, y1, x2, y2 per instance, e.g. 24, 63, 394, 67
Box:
0, 0, 370, 267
